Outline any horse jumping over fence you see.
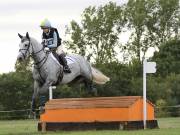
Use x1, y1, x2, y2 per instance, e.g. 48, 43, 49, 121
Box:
17, 32, 110, 112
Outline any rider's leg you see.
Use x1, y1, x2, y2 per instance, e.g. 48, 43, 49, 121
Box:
56, 46, 71, 73
51, 51, 60, 62
59, 54, 71, 73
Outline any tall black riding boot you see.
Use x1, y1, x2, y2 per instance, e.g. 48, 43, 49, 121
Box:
59, 54, 71, 73
52, 51, 60, 62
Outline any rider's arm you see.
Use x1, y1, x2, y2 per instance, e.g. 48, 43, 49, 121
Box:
47, 32, 58, 48
41, 34, 47, 47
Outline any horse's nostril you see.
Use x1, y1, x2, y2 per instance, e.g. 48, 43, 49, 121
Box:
18, 57, 23, 62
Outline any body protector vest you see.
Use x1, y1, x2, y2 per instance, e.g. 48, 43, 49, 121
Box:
42, 28, 61, 48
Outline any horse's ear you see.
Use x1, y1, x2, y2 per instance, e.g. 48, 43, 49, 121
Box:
26, 32, 30, 39
18, 33, 23, 39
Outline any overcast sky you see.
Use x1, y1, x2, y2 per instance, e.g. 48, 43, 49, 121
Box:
0, 0, 127, 73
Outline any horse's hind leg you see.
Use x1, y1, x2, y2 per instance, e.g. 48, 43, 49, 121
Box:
84, 79, 97, 96
77, 55, 97, 95
31, 80, 41, 117
84, 79, 92, 90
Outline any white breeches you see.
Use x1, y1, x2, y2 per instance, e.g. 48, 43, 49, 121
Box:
56, 45, 64, 55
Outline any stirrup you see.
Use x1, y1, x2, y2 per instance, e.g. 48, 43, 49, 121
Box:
64, 66, 71, 73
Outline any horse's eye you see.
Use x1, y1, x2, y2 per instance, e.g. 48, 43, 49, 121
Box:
24, 44, 28, 47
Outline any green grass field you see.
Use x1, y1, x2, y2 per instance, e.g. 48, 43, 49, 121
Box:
0, 117, 180, 135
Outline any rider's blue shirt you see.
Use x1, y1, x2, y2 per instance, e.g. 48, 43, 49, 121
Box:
42, 29, 58, 49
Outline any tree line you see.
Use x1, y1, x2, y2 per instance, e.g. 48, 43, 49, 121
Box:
0, 0, 180, 118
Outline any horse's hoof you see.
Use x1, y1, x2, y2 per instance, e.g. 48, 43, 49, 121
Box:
39, 106, 45, 114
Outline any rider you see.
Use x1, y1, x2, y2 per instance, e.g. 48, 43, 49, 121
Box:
40, 18, 71, 73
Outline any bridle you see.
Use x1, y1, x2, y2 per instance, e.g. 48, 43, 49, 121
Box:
19, 38, 47, 69
19, 39, 31, 60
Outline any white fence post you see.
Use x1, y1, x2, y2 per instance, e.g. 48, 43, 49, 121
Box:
143, 59, 147, 129
49, 86, 56, 100
143, 59, 156, 129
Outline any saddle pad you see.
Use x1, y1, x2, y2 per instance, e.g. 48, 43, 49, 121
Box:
65, 56, 76, 65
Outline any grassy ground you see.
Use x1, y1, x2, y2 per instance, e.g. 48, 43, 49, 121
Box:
0, 117, 180, 135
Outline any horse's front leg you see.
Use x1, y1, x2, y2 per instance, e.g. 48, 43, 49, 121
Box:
37, 79, 55, 113
31, 80, 40, 113
39, 79, 54, 94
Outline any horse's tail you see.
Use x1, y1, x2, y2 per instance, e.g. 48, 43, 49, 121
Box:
91, 67, 110, 84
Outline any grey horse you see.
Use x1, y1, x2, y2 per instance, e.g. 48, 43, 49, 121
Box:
17, 32, 110, 111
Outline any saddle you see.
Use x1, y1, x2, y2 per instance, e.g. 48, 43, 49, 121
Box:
52, 52, 71, 73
